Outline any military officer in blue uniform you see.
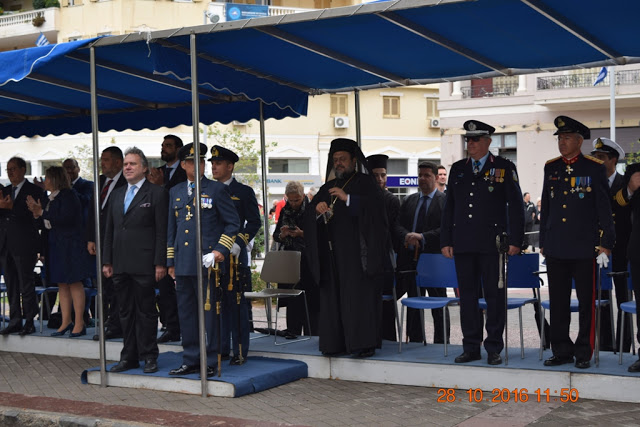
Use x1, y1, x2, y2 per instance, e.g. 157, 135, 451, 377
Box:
210, 145, 261, 365
166, 143, 240, 377
540, 116, 615, 369
441, 120, 524, 366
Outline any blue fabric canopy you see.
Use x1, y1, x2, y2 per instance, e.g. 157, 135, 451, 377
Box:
0, 0, 638, 138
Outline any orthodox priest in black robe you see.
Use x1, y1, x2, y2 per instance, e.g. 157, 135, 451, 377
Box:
305, 139, 387, 357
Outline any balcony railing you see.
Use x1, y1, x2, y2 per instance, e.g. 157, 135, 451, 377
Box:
268, 6, 316, 16
461, 82, 518, 99
0, 9, 44, 27
537, 69, 640, 90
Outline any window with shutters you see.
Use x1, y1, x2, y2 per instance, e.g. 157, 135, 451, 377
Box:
330, 94, 348, 116
426, 98, 439, 118
383, 96, 400, 118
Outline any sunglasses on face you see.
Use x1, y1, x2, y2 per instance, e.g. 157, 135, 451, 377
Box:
465, 136, 483, 142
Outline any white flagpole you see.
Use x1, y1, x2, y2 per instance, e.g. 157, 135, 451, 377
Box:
609, 66, 616, 141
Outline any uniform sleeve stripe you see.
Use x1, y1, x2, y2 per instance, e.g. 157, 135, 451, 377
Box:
615, 189, 629, 206
239, 234, 249, 245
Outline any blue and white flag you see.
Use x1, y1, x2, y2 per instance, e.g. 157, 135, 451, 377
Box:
593, 67, 607, 86
36, 33, 50, 47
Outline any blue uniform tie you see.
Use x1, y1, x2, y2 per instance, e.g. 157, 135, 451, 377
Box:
473, 160, 481, 174
124, 186, 136, 213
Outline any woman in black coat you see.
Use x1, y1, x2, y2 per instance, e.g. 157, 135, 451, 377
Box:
27, 166, 88, 337
273, 181, 318, 336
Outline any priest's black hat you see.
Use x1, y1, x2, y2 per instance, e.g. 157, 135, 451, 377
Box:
366, 154, 389, 170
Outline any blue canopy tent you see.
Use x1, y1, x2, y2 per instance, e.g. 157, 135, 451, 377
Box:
0, 0, 638, 395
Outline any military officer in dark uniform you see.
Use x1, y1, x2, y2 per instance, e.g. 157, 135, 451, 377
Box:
166, 143, 240, 377
210, 145, 261, 365
441, 120, 524, 366
366, 154, 400, 342
591, 137, 632, 353
540, 116, 615, 369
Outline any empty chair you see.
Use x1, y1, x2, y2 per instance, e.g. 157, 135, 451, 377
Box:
399, 253, 459, 356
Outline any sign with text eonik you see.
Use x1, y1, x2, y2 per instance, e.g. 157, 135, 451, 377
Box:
387, 176, 418, 188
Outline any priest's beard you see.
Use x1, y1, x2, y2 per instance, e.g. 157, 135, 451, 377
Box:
335, 164, 355, 180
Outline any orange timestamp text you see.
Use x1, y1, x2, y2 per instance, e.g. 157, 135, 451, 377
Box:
437, 388, 579, 403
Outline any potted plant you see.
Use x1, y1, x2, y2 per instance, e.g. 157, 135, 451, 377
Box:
32, 13, 45, 27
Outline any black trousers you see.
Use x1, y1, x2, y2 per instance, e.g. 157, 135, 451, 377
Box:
112, 273, 159, 362
1, 251, 38, 326
546, 257, 595, 362
455, 253, 504, 354
156, 274, 180, 335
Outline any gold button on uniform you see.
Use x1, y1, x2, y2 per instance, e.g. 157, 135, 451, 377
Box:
185, 242, 189, 246
185, 230, 189, 234
562, 204, 567, 208
469, 214, 473, 218
564, 191, 568, 195
565, 178, 569, 182
562, 218, 567, 223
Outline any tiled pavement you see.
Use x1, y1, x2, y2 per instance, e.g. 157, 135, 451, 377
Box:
1, 351, 640, 426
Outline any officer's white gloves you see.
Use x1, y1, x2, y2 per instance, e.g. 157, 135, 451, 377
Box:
596, 252, 609, 269
202, 252, 215, 268
231, 243, 241, 258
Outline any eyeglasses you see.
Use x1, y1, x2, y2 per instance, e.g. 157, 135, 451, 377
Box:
465, 137, 483, 142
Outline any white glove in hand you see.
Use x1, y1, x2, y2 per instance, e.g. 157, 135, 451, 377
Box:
202, 252, 215, 268
231, 243, 241, 257
596, 252, 609, 269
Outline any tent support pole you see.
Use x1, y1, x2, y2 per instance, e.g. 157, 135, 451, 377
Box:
610, 66, 616, 141
354, 89, 362, 147
190, 32, 208, 398
89, 46, 107, 388
259, 101, 270, 254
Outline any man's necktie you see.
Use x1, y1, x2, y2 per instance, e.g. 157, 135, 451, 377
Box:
124, 186, 136, 213
416, 196, 429, 231
163, 167, 171, 186
473, 160, 481, 174
10, 186, 17, 201
187, 181, 195, 196
100, 179, 113, 206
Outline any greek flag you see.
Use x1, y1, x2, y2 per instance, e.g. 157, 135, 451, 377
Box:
36, 33, 50, 47
593, 67, 607, 86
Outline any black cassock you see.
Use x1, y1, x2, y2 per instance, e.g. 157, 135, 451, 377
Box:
305, 171, 386, 354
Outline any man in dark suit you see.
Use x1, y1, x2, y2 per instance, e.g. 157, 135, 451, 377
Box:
590, 137, 632, 353
147, 134, 186, 343
540, 116, 614, 370
103, 147, 168, 374
620, 163, 640, 372
396, 161, 449, 344
0, 157, 47, 335
88, 147, 127, 340
167, 143, 240, 376
441, 120, 524, 366
366, 154, 400, 342
210, 145, 261, 364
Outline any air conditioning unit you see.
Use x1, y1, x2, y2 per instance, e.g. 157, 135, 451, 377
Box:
429, 118, 440, 128
334, 116, 350, 129
232, 120, 248, 126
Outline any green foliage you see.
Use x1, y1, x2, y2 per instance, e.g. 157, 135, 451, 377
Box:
251, 268, 265, 292
33, 0, 45, 9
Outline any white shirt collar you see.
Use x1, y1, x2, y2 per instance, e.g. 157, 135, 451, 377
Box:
127, 177, 145, 191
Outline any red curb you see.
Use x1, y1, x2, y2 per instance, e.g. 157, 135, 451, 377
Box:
0, 392, 302, 427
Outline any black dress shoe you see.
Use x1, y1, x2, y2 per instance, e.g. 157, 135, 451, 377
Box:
355, 348, 375, 358
169, 364, 199, 376
575, 360, 590, 369
205, 366, 217, 378
143, 359, 158, 374
488, 352, 502, 365
628, 359, 640, 372
157, 331, 180, 343
0, 324, 22, 335
110, 360, 140, 373
230, 355, 246, 366
104, 330, 123, 340
543, 355, 574, 366
221, 354, 230, 361
455, 351, 481, 363
92, 334, 99, 341
19, 322, 35, 336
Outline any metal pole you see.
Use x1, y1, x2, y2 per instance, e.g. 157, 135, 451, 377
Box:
190, 32, 208, 398
354, 89, 362, 148
89, 46, 107, 388
609, 66, 616, 141
259, 101, 269, 254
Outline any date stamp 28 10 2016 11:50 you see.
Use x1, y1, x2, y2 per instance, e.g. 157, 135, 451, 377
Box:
437, 388, 579, 403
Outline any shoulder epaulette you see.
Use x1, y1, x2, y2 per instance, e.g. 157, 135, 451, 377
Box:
584, 154, 604, 164
545, 156, 562, 165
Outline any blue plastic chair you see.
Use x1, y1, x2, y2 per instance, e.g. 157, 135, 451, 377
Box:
539, 262, 614, 363
479, 253, 542, 359
619, 272, 637, 364
399, 254, 459, 356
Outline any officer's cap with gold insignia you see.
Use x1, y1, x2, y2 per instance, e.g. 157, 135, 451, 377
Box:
591, 137, 625, 160
463, 120, 495, 138
178, 143, 208, 161
553, 116, 590, 139
209, 145, 239, 163
366, 154, 388, 170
